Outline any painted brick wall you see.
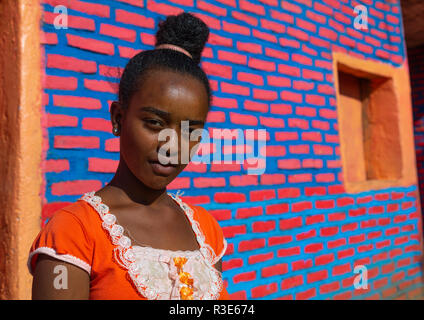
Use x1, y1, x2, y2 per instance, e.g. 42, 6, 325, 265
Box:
40, 0, 424, 299
408, 44, 424, 232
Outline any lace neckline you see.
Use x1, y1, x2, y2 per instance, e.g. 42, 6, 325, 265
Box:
78, 191, 217, 261
78, 190, 223, 300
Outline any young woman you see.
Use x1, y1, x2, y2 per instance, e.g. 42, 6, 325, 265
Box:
28, 12, 230, 300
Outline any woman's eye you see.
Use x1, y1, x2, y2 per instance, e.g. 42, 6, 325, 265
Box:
145, 119, 163, 127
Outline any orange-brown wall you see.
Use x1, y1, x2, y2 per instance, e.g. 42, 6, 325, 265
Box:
0, 0, 43, 299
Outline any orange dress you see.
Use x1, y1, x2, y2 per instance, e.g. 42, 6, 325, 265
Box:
28, 191, 230, 300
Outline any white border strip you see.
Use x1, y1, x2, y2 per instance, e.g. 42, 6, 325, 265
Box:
27, 246, 91, 276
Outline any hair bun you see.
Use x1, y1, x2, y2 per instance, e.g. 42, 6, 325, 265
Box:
155, 12, 209, 64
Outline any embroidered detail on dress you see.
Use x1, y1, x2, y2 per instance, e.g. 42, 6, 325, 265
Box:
79, 190, 224, 300
28, 246, 91, 276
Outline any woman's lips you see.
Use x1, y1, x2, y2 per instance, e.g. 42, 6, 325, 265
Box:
149, 161, 177, 176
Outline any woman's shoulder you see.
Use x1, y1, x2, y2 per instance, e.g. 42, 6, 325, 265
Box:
185, 202, 227, 264
48, 196, 100, 227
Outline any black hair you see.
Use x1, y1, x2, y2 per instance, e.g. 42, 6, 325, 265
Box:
118, 12, 212, 110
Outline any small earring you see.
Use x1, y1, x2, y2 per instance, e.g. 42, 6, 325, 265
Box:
113, 127, 119, 135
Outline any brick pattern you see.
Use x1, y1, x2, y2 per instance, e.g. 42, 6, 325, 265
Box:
40, 0, 424, 299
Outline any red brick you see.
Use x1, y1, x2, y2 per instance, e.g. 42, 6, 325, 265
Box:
54, 136, 100, 149
47, 54, 97, 73
277, 246, 301, 257
291, 259, 313, 271
51, 180, 102, 196
252, 220, 276, 233
251, 283, 278, 299
45, 75, 78, 90
53, 95, 101, 110
44, 159, 70, 173
281, 275, 303, 290
236, 207, 263, 219
296, 287, 316, 300
315, 253, 335, 266
233, 271, 256, 284
268, 235, 292, 246
238, 238, 266, 252
43, 0, 110, 17
307, 269, 328, 283
43, 11, 96, 31
222, 258, 243, 271
248, 252, 274, 264
222, 225, 246, 238
99, 23, 136, 42
279, 216, 302, 230
66, 34, 114, 55
88, 158, 118, 173
116, 8, 156, 28
261, 263, 288, 277
248, 57, 276, 72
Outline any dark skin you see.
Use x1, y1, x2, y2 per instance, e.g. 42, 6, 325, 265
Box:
32, 69, 222, 299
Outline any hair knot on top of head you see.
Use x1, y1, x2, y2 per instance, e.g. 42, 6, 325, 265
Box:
117, 11, 212, 111
155, 12, 209, 65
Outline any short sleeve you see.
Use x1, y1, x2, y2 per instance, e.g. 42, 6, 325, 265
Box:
195, 205, 228, 266
27, 209, 93, 276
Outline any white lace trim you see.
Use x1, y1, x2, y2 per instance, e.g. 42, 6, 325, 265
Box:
79, 190, 224, 300
212, 237, 228, 266
27, 246, 91, 276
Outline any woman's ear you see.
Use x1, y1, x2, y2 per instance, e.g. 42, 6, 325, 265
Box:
110, 101, 124, 135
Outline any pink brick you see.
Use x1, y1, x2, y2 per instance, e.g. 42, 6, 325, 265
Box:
261, 263, 288, 277
43, 0, 110, 17
282, 1, 302, 13
66, 34, 114, 55
240, 0, 265, 15
296, 287, 316, 300
229, 112, 257, 125
51, 180, 102, 196
222, 258, 243, 271
232, 11, 258, 26
47, 114, 78, 128
82, 118, 112, 132
218, 50, 247, 65
45, 75, 78, 90
237, 41, 262, 54
202, 61, 232, 79
238, 238, 266, 252
54, 136, 100, 149
244, 100, 268, 112
248, 57, 276, 72
281, 275, 303, 290
279, 217, 302, 230
115, 8, 156, 28
43, 12, 95, 31
287, 26, 309, 41
88, 158, 119, 173
53, 95, 101, 110
222, 225, 246, 238
250, 189, 276, 201
233, 271, 256, 284
197, 0, 227, 15
99, 24, 136, 42
252, 220, 276, 233
249, 252, 274, 264
251, 283, 278, 299
223, 21, 250, 35
84, 79, 118, 94
47, 54, 97, 73
307, 269, 328, 283
236, 207, 263, 219
44, 159, 70, 173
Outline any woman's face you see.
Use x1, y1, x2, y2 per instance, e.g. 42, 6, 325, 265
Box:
115, 69, 209, 190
